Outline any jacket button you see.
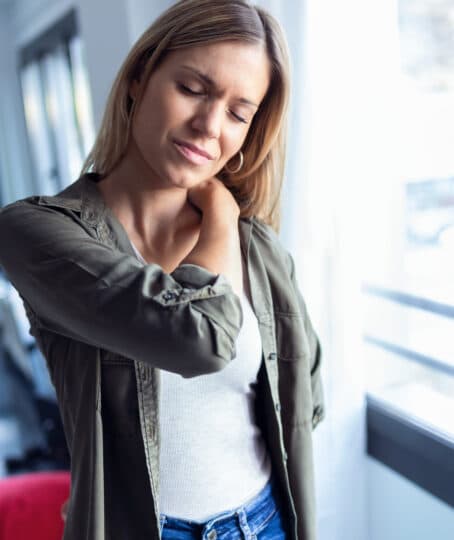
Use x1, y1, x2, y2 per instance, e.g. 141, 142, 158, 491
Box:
268, 352, 277, 361
275, 403, 281, 412
163, 291, 176, 302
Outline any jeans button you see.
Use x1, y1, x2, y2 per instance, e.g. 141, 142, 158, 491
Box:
207, 530, 217, 540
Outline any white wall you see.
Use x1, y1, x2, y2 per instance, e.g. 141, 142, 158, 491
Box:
125, 0, 174, 44
76, 0, 130, 128
367, 458, 454, 540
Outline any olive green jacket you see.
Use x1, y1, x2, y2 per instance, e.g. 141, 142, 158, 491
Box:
0, 174, 324, 540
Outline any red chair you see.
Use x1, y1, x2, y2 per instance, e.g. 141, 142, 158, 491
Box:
0, 471, 70, 540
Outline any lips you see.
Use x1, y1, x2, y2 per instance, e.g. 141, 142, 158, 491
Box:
173, 139, 214, 165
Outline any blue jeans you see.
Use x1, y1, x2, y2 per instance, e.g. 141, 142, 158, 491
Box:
159, 475, 289, 540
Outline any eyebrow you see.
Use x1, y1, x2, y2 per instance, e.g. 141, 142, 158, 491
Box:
179, 65, 259, 108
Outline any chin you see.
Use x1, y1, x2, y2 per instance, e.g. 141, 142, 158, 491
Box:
168, 171, 209, 189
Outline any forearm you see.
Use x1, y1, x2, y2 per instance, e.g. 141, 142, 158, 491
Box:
180, 211, 242, 295
0, 202, 243, 377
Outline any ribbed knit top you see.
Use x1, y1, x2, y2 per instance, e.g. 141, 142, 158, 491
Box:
129, 239, 271, 521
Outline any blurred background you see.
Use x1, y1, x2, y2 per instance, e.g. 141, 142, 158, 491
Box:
0, 0, 453, 539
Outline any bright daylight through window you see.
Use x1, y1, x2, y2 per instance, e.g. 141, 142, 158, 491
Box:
20, 12, 95, 194
364, 0, 454, 442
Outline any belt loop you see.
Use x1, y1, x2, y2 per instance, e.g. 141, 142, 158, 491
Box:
237, 508, 254, 540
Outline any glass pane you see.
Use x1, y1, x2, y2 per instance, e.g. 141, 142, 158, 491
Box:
20, 63, 58, 194
41, 46, 82, 187
365, 0, 454, 440
68, 35, 95, 159
400, 0, 454, 302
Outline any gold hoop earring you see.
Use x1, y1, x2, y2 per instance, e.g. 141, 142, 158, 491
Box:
225, 151, 244, 174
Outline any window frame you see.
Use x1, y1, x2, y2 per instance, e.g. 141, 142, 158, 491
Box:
365, 285, 454, 508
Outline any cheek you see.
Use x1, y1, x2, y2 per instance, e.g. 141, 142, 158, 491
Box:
132, 103, 160, 148
133, 91, 187, 144
155, 87, 195, 132
223, 127, 248, 159
170, 95, 193, 121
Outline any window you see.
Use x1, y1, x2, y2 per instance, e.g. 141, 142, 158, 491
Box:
20, 10, 95, 193
364, 0, 454, 500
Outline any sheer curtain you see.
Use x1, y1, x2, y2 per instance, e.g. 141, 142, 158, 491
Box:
257, 1, 402, 539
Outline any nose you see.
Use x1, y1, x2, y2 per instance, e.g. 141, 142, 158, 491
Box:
190, 100, 224, 139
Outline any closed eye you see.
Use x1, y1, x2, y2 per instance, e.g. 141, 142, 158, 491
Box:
178, 83, 204, 96
179, 83, 248, 124
229, 111, 248, 124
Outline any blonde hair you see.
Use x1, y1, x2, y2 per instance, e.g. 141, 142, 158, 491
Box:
82, 0, 290, 231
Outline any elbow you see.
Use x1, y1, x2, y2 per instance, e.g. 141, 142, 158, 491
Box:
181, 355, 231, 379
178, 298, 243, 378
179, 325, 240, 379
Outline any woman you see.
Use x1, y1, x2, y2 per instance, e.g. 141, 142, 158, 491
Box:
0, 1, 324, 539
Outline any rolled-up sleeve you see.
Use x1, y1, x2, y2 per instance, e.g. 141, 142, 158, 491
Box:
0, 201, 243, 378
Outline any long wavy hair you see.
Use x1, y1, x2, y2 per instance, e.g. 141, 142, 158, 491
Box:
81, 0, 290, 231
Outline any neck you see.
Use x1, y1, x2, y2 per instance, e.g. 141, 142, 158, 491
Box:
97, 156, 201, 248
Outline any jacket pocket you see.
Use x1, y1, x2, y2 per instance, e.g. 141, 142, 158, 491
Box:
275, 312, 313, 425
275, 311, 310, 361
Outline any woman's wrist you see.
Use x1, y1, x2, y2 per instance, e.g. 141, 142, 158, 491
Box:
179, 212, 242, 293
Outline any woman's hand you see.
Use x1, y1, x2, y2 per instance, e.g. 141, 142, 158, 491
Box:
187, 177, 240, 221
182, 178, 243, 295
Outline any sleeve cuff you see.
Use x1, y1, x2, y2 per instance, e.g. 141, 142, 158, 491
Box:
171, 264, 230, 290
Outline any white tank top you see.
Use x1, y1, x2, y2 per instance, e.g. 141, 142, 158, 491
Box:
129, 240, 272, 521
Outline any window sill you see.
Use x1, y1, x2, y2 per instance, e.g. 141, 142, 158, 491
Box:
366, 389, 454, 508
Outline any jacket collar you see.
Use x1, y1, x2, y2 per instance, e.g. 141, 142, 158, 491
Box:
37, 173, 107, 227
38, 172, 254, 255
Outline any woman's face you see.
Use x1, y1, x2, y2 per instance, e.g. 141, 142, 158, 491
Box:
128, 40, 271, 189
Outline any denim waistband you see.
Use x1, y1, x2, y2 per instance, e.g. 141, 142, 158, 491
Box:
159, 474, 285, 540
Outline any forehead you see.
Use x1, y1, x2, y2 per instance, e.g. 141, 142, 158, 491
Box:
159, 41, 271, 103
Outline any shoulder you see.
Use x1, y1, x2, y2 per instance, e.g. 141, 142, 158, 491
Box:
0, 177, 94, 262
0, 195, 75, 236
0, 176, 90, 229
0, 196, 41, 225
